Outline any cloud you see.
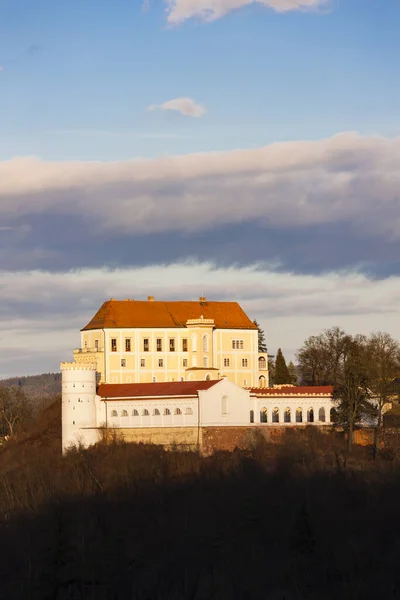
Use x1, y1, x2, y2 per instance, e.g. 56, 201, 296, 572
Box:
1, 133, 400, 243
165, 0, 327, 24
1, 262, 400, 377
147, 97, 206, 118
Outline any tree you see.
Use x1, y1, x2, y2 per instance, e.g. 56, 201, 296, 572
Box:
287, 361, 298, 385
296, 327, 352, 386
253, 320, 267, 353
333, 336, 375, 453
274, 349, 292, 385
364, 332, 400, 457
0, 386, 31, 437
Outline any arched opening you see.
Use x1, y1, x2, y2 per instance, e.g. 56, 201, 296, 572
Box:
272, 408, 279, 423
121, 410, 128, 417
258, 356, 266, 370
132, 409, 139, 416
307, 408, 314, 423
260, 408, 268, 423
205, 374, 211, 381
175, 408, 182, 415
142, 409, 149, 416
221, 395, 228, 414
330, 408, 337, 423
259, 375, 266, 388
319, 407, 326, 422
296, 408, 303, 423
164, 408, 171, 415
203, 334, 209, 353
185, 408, 193, 415
284, 408, 291, 423
153, 409, 160, 416
250, 410, 254, 423
111, 410, 118, 417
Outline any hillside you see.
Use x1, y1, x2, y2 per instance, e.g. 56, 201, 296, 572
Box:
0, 372, 61, 398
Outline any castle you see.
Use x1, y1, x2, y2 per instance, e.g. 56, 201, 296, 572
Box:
61, 296, 334, 453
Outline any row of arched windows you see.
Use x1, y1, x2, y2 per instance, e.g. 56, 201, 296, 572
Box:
250, 407, 333, 424
110, 407, 193, 417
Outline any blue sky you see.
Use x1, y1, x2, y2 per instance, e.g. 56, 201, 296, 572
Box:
1, 0, 400, 159
1, 0, 400, 377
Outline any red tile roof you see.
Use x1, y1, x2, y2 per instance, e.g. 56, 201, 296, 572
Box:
250, 386, 333, 396
98, 380, 220, 399
82, 299, 257, 331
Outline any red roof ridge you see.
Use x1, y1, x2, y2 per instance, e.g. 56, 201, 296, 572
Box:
97, 379, 220, 399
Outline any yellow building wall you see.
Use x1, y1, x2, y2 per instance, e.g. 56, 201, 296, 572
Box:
79, 325, 267, 387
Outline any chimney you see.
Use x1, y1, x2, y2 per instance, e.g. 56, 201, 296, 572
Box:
199, 296, 206, 303
148, 296, 155, 301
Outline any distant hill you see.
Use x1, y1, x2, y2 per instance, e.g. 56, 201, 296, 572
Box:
0, 373, 61, 398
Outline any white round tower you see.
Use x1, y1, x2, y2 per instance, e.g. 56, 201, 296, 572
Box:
60, 361, 98, 453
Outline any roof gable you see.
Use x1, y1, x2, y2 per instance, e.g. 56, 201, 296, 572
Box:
82, 299, 257, 331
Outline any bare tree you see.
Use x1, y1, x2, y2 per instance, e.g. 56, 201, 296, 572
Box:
296, 327, 352, 386
365, 332, 400, 457
0, 386, 31, 437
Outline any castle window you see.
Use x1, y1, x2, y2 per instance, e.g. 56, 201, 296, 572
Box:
141, 359, 145, 367
111, 410, 118, 417
192, 334, 197, 352
205, 374, 211, 381
143, 338, 149, 352
158, 359, 164, 368
125, 339, 131, 352
185, 408, 193, 415
224, 358, 230, 367
232, 339, 244, 350
153, 409, 160, 416
183, 359, 188, 367
243, 379, 247, 386
164, 408, 171, 415
307, 408, 314, 423
121, 359, 126, 367
221, 395, 228, 414
156, 338, 162, 352
182, 338, 188, 352
122, 410, 128, 417
272, 408, 279, 423
242, 358, 248, 367
260, 408, 267, 423
319, 407, 326, 422
296, 408, 303, 423
169, 338, 175, 352
203, 334, 209, 353
152, 377, 157, 382
73, 421, 75, 425
133, 409, 139, 416
111, 338, 117, 352
175, 408, 182, 415
143, 409, 149, 416
84, 341, 88, 348
284, 408, 291, 423
259, 356, 267, 370
250, 410, 254, 423
203, 356, 209, 368
95, 339, 99, 350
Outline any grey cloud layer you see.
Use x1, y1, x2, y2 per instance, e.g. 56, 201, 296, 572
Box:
1, 133, 400, 275
1, 133, 400, 234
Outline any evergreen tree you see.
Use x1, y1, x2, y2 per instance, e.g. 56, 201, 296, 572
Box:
274, 348, 292, 384
253, 320, 268, 353
287, 361, 298, 385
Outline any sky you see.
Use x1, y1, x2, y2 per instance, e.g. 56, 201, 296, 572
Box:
1, 0, 400, 377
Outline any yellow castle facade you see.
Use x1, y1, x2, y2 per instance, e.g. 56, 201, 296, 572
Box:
73, 296, 269, 388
